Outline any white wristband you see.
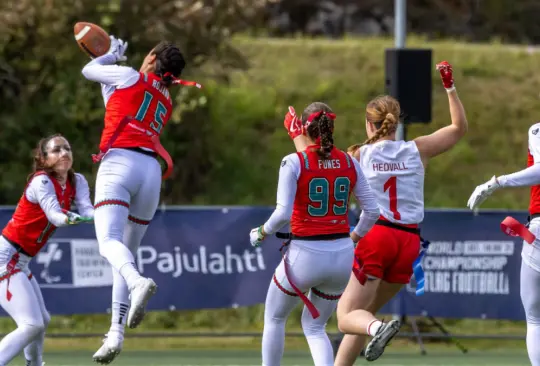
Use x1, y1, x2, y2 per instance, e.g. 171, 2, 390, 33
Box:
445, 86, 456, 93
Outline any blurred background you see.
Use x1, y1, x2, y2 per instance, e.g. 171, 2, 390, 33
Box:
1, 0, 540, 365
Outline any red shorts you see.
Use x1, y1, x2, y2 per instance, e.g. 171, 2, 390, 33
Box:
353, 217, 420, 284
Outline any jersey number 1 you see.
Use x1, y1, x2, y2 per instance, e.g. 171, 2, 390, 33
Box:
135, 91, 167, 134
384, 176, 401, 220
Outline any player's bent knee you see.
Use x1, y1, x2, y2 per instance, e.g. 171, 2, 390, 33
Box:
20, 322, 46, 338
301, 317, 326, 337
42, 311, 51, 327
337, 319, 348, 334
527, 314, 540, 325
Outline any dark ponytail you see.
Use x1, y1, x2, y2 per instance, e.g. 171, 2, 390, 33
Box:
151, 41, 186, 87
301, 102, 335, 159
315, 114, 334, 158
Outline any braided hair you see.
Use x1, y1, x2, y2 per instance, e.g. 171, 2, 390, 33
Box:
152, 41, 186, 87
301, 102, 335, 159
347, 95, 401, 154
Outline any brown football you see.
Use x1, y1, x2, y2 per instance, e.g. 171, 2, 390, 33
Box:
74, 22, 111, 58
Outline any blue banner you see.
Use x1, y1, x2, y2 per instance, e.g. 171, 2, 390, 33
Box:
0, 207, 528, 320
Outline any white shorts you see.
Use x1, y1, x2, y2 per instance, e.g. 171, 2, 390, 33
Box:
522, 218, 540, 273
95, 148, 162, 221
273, 237, 354, 297
0, 236, 32, 276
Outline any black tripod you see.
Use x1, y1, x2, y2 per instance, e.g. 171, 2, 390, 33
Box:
398, 290, 468, 355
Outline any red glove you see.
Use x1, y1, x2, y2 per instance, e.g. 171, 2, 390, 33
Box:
284, 106, 304, 139
436, 61, 454, 90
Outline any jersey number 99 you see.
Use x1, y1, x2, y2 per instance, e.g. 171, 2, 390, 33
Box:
135, 91, 168, 134
308, 177, 351, 217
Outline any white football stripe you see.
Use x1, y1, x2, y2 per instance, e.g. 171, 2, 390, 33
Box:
74, 25, 91, 41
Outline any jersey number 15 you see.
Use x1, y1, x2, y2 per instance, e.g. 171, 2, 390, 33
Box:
135, 91, 168, 134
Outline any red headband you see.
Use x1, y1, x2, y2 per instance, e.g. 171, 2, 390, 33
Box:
305, 110, 336, 128
163, 73, 202, 89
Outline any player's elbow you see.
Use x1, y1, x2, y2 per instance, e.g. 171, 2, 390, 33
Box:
452, 118, 468, 137
81, 64, 95, 80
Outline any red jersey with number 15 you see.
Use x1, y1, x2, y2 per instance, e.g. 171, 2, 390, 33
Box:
2, 172, 75, 256
291, 146, 358, 237
100, 72, 173, 152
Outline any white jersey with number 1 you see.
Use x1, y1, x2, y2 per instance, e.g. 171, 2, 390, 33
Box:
359, 140, 425, 225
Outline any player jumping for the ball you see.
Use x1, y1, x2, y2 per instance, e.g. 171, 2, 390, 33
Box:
81, 36, 200, 364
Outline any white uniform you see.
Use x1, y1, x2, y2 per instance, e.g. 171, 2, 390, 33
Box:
260, 153, 380, 366
495, 123, 540, 366
0, 174, 93, 366
359, 140, 425, 224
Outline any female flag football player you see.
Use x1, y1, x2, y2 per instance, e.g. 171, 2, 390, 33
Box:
467, 117, 540, 366
285, 61, 468, 364
249, 102, 380, 366
81, 36, 200, 363
0, 134, 94, 366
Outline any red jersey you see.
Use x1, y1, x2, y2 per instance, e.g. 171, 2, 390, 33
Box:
291, 146, 358, 237
2, 172, 75, 256
528, 150, 540, 215
100, 73, 173, 151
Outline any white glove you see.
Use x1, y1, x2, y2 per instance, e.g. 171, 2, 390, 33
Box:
249, 226, 266, 247
107, 35, 128, 62
65, 211, 93, 225
467, 176, 500, 210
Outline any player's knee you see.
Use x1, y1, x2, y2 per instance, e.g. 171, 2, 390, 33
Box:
20, 321, 46, 338
301, 313, 326, 337
337, 318, 348, 334
98, 237, 122, 257
522, 294, 540, 322
42, 311, 51, 328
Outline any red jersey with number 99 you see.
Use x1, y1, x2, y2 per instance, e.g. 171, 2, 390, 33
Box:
291, 146, 358, 237
359, 140, 425, 225
100, 72, 173, 152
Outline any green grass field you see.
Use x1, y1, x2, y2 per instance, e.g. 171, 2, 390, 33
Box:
11, 349, 530, 366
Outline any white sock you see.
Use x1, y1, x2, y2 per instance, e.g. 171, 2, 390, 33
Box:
367, 320, 383, 336
109, 267, 130, 336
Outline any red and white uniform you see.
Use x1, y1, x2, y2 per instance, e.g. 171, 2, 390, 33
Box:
82, 54, 168, 222
99, 72, 172, 152
354, 140, 425, 284
290, 146, 358, 237
496, 123, 540, 271
1, 172, 93, 258
488, 123, 540, 366
263, 146, 380, 238
260, 146, 379, 366
82, 54, 168, 341
0, 172, 93, 365
526, 123, 540, 217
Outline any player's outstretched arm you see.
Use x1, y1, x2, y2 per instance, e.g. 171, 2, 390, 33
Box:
414, 61, 468, 162
81, 36, 136, 87
28, 175, 91, 226
467, 124, 540, 210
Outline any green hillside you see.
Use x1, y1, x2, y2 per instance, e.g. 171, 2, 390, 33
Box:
198, 36, 540, 209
